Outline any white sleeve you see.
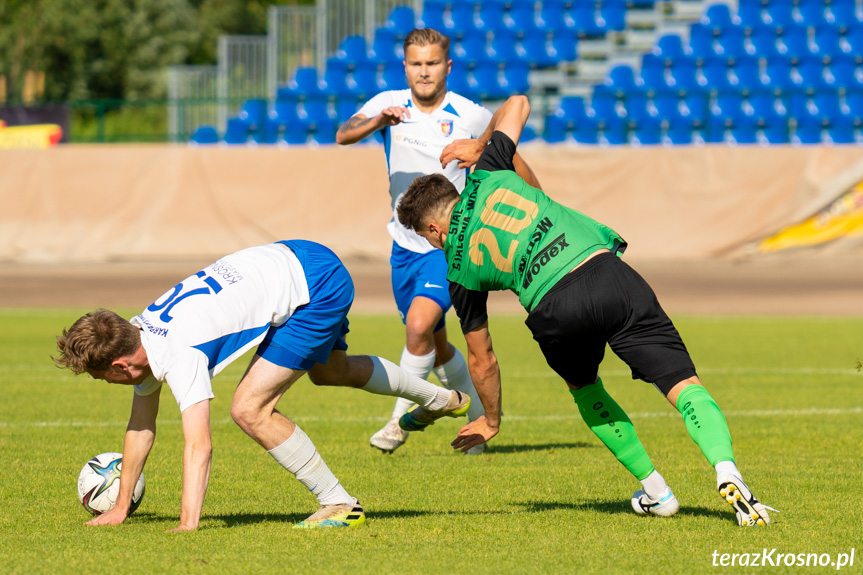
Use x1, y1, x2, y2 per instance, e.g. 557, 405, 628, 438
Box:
164, 350, 215, 413
356, 91, 401, 119
134, 374, 162, 397
470, 105, 495, 138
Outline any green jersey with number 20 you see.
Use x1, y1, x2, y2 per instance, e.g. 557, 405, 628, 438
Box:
444, 169, 627, 312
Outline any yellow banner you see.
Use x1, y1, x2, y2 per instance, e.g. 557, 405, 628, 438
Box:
759, 183, 863, 252
0, 123, 62, 149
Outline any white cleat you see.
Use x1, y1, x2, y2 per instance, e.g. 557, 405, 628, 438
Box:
369, 418, 409, 454
717, 474, 776, 527
632, 487, 680, 517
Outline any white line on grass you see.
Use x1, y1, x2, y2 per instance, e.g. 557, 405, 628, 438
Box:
2, 406, 860, 429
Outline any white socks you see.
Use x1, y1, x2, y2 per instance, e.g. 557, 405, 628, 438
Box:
715, 460, 742, 485
640, 469, 670, 500
389, 348, 437, 419
433, 348, 485, 422
268, 426, 352, 506
363, 355, 450, 410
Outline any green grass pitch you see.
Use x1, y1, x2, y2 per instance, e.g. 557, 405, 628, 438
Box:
1, 309, 860, 574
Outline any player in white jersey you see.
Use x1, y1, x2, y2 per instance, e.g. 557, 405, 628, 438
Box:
54, 240, 470, 532
336, 28, 541, 454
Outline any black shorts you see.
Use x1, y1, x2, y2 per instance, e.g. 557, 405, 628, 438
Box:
524, 252, 697, 396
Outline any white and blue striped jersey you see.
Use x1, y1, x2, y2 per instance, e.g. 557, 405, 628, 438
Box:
132, 243, 309, 412
357, 89, 492, 254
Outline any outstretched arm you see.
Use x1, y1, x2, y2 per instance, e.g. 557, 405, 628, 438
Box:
168, 399, 213, 533
451, 322, 502, 452
86, 388, 160, 526
335, 107, 411, 145
440, 95, 531, 170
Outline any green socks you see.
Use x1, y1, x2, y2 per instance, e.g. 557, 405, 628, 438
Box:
676, 384, 735, 466
570, 380, 655, 481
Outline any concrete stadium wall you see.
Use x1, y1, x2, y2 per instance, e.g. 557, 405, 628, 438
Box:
2, 144, 862, 264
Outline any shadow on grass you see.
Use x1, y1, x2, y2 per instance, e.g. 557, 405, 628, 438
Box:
487, 441, 599, 454
516, 500, 725, 520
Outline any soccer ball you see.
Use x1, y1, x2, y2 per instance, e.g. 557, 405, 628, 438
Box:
77, 452, 145, 515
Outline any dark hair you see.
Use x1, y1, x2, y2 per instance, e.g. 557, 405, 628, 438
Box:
54, 309, 140, 374
398, 173, 459, 231
404, 28, 450, 60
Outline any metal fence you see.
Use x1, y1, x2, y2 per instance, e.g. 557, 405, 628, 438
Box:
169, 0, 422, 142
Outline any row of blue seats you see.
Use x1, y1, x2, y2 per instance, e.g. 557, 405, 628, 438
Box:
548, 89, 863, 132
707, 1, 862, 31
610, 55, 863, 93
332, 28, 578, 70
544, 122, 863, 145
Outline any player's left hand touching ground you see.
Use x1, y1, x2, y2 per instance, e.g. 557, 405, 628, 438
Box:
440, 138, 484, 169
452, 416, 498, 452
86, 506, 128, 527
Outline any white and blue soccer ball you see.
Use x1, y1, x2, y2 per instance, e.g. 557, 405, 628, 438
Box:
77, 452, 145, 515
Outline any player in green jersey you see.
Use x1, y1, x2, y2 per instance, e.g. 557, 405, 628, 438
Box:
395, 96, 775, 527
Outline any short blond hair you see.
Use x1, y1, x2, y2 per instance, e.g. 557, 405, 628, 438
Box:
404, 28, 450, 60
54, 309, 141, 374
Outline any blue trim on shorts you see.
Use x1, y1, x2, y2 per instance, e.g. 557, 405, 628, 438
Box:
389, 242, 450, 331
257, 240, 353, 370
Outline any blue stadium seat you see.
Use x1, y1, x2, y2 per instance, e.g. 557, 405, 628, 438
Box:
792, 91, 842, 127
763, 58, 793, 89
335, 97, 361, 123
370, 28, 404, 63
489, 29, 519, 61
455, 29, 489, 63
761, 123, 790, 144
473, 61, 508, 99
831, 54, 863, 89
236, 99, 268, 132
632, 125, 662, 145
830, 0, 860, 29
604, 64, 641, 92
681, 90, 709, 126
190, 125, 219, 144
640, 53, 667, 88
826, 124, 856, 143
271, 100, 301, 127
698, 57, 732, 90
520, 124, 538, 143
708, 91, 745, 129
748, 90, 790, 125
812, 25, 841, 59
599, 124, 629, 146
379, 61, 408, 91
792, 124, 824, 144
549, 29, 578, 62
309, 121, 338, 145
654, 33, 688, 59
729, 124, 758, 144
385, 6, 416, 38
776, 25, 808, 63
571, 4, 604, 37
665, 124, 695, 145
845, 92, 863, 124
280, 122, 309, 145
538, 0, 575, 32
334, 36, 369, 65
502, 60, 530, 94
544, 95, 592, 142
346, 61, 379, 98
701, 3, 737, 29
252, 119, 280, 145
447, 61, 474, 97
796, 0, 829, 27
419, 3, 447, 31
286, 67, 324, 95
729, 55, 760, 89
223, 118, 249, 145
520, 29, 557, 67
763, 3, 794, 29
843, 25, 863, 63
746, 25, 779, 58
476, 3, 504, 31
324, 59, 352, 97
737, 1, 769, 30
597, 2, 626, 32
505, 0, 539, 35
792, 56, 827, 91
449, 2, 477, 33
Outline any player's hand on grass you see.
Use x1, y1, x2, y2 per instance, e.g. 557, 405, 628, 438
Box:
451, 416, 499, 452
86, 506, 128, 526
379, 106, 410, 126
440, 139, 483, 169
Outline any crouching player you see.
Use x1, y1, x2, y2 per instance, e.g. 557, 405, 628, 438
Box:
395, 96, 775, 527
54, 240, 469, 532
